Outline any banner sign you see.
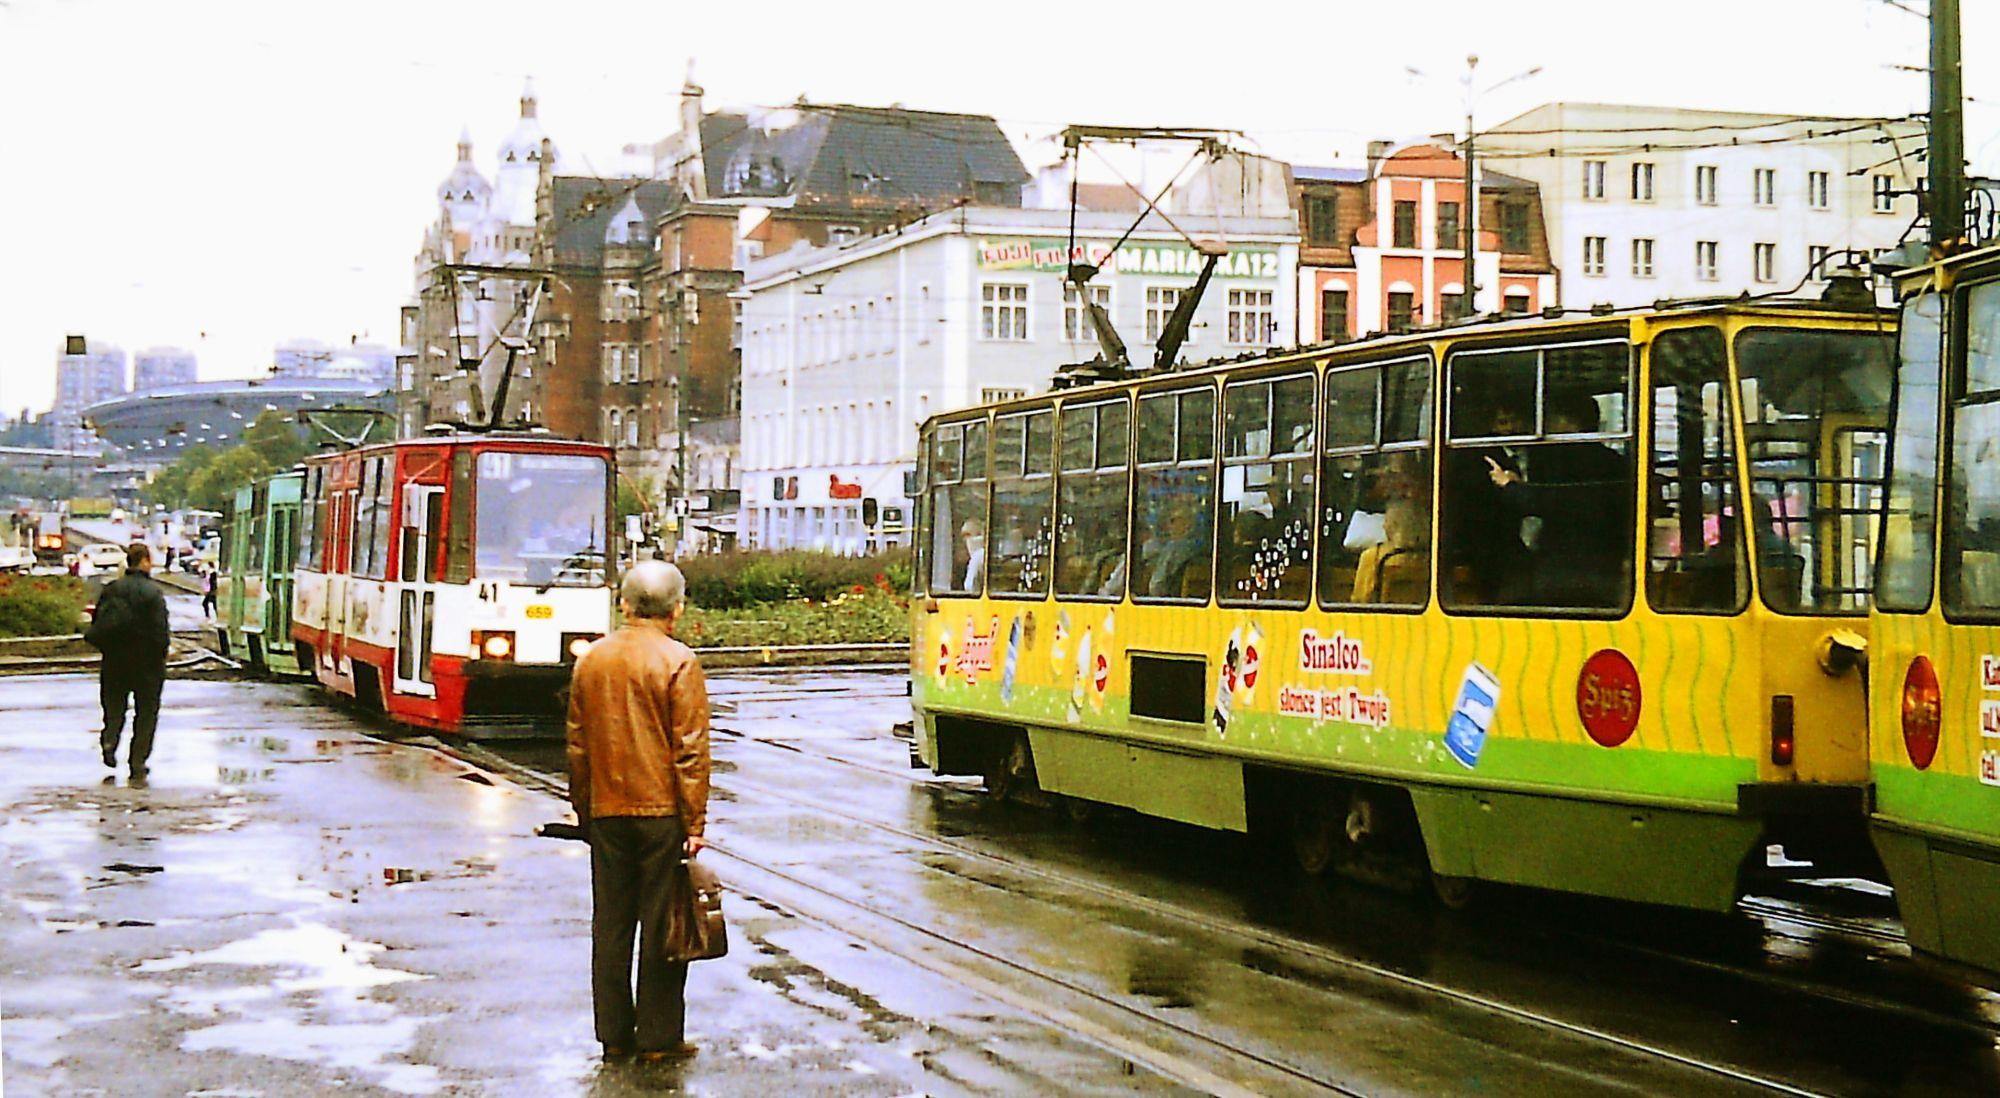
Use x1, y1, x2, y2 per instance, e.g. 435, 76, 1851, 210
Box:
975, 238, 1279, 280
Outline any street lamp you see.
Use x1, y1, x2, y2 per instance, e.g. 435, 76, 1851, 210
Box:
1408, 56, 1541, 319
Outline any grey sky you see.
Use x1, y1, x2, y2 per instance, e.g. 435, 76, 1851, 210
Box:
3, 0, 1991, 414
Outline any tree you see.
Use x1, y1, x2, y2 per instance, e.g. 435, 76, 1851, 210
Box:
186, 446, 272, 513
242, 410, 309, 471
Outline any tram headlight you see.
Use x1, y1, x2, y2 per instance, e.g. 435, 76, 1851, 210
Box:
474, 630, 515, 661
562, 633, 602, 661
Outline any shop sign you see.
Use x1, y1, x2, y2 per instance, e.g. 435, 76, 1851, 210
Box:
975, 237, 1278, 280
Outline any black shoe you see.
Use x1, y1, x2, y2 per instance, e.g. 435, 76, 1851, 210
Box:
102, 747, 117, 768
129, 765, 149, 780
637, 1043, 697, 1062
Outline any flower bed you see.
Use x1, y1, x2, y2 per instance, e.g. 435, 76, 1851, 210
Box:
680, 584, 910, 650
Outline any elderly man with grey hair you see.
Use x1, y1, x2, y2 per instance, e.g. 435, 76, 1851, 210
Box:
565, 560, 712, 1063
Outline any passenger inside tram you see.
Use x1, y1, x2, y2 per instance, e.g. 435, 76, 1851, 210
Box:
1441, 398, 1532, 605
1485, 391, 1633, 607
1137, 500, 1210, 598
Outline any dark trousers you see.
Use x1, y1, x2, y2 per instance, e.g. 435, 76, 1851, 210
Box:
100, 666, 164, 769
588, 815, 689, 1050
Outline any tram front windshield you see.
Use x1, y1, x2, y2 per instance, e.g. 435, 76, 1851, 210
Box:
1735, 327, 1894, 614
475, 452, 610, 586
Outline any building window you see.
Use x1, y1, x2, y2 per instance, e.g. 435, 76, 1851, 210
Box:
847, 304, 861, 357
980, 283, 1029, 340
1503, 290, 1532, 314
626, 407, 640, 448
1063, 284, 1112, 343
601, 280, 636, 321
1226, 288, 1275, 345
1436, 201, 1461, 251
1631, 162, 1655, 201
1144, 286, 1189, 343
1632, 238, 1655, 278
1873, 174, 1896, 213
1306, 193, 1340, 247
1808, 244, 1830, 280
1808, 170, 1830, 209
1440, 291, 1464, 321
1753, 242, 1776, 283
1583, 160, 1606, 200
1392, 201, 1417, 248
1387, 291, 1415, 333
1695, 240, 1719, 281
626, 344, 642, 383
827, 224, 860, 245
1320, 287, 1350, 342
1500, 200, 1530, 252
1582, 236, 1606, 277
917, 285, 933, 344
602, 343, 626, 384
1753, 168, 1776, 206
980, 387, 1028, 404
1695, 164, 1718, 205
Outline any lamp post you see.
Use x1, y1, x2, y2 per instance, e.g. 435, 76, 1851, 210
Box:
1408, 57, 1540, 319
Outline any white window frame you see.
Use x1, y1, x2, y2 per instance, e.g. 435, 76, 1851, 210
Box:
1808, 244, 1830, 281
1631, 162, 1656, 202
1144, 285, 1192, 343
1226, 287, 1276, 346
1631, 238, 1655, 278
1582, 236, 1607, 277
980, 282, 1030, 341
1583, 160, 1606, 200
1753, 168, 1776, 207
1873, 174, 1896, 213
1753, 242, 1777, 283
625, 343, 642, 383
1695, 240, 1719, 281
1063, 284, 1113, 343
1695, 164, 1718, 206
1807, 170, 1830, 210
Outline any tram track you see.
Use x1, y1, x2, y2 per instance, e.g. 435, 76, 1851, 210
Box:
435, 734, 1835, 1096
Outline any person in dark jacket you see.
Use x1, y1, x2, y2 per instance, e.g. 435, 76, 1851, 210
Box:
1485, 393, 1633, 608
85, 543, 171, 778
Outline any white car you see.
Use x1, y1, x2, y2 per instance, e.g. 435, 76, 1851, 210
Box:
0, 546, 31, 572
81, 544, 128, 570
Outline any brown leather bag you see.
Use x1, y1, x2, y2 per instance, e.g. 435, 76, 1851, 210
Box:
662, 857, 727, 962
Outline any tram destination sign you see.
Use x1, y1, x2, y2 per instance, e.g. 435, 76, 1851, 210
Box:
975, 237, 1279, 280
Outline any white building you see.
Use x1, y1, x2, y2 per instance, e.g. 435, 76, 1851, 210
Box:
52, 338, 126, 452
132, 346, 197, 392
1483, 103, 1925, 306
738, 205, 1299, 552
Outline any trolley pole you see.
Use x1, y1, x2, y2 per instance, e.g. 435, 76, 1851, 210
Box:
1930, 0, 1965, 254
1463, 55, 1477, 320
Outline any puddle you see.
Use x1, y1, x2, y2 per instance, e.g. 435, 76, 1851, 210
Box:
138, 921, 441, 1094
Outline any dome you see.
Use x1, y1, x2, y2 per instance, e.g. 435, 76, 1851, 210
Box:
437, 127, 492, 206
498, 78, 554, 167
604, 194, 649, 245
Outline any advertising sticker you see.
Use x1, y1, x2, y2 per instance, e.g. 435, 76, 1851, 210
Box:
1444, 662, 1501, 769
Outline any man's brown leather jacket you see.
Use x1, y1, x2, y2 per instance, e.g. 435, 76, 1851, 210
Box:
564, 619, 710, 835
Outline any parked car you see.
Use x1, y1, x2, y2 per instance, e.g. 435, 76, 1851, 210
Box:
0, 545, 31, 572
81, 543, 127, 570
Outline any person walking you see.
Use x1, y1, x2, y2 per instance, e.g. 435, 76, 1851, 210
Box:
565, 560, 711, 1063
84, 544, 170, 779
201, 564, 218, 619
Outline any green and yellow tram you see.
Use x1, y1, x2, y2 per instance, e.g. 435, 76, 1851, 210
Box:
911, 296, 1896, 911
220, 470, 304, 676
1871, 242, 2000, 981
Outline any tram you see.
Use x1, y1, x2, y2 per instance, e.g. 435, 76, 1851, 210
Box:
911, 295, 1896, 911
291, 433, 617, 734
219, 471, 304, 676
1870, 242, 2000, 980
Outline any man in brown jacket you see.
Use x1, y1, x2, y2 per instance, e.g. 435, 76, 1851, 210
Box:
566, 560, 711, 1062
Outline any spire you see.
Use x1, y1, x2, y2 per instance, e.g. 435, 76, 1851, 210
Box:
520, 77, 538, 119
456, 126, 473, 162
682, 58, 702, 99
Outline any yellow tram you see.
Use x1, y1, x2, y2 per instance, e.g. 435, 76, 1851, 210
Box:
910, 294, 1896, 910
1870, 242, 2000, 979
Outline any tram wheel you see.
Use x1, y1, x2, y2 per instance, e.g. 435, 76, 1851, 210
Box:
981, 736, 1032, 800
1290, 802, 1340, 877
1431, 873, 1478, 911
1061, 795, 1098, 826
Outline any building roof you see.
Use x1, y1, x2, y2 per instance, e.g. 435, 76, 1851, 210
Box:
1293, 165, 1367, 184
546, 177, 678, 266
701, 102, 1028, 214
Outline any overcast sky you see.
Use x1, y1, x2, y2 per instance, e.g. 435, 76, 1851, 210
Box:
3, 0, 1993, 415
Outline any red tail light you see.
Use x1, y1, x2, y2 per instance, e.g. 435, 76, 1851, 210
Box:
1901, 656, 1941, 770
1770, 695, 1795, 767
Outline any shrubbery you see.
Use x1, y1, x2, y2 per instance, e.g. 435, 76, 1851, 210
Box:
674, 549, 912, 610
0, 575, 89, 638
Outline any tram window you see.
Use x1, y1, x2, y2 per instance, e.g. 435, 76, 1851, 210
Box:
1879, 293, 1943, 611
1319, 357, 1433, 609
367, 457, 394, 580
912, 440, 930, 596
928, 421, 990, 595
354, 460, 377, 578
475, 451, 610, 586
1134, 386, 1217, 603
1056, 399, 1132, 599
1441, 340, 1634, 613
1736, 327, 1893, 614
297, 469, 316, 570
445, 450, 474, 584
989, 409, 1055, 596
1646, 329, 1746, 613
1220, 374, 1315, 605
1943, 283, 2000, 617
247, 486, 267, 574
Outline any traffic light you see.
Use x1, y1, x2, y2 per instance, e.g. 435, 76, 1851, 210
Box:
862, 497, 879, 527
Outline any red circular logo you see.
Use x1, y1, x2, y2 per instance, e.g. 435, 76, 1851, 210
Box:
1577, 649, 1641, 747
1901, 655, 1941, 770
1094, 652, 1109, 693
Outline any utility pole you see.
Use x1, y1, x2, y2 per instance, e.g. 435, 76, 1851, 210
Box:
1463, 54, 1478, 320
1930, 0, 1965, 254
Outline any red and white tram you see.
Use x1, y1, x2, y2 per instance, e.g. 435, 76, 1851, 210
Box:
291, 434, 617, 733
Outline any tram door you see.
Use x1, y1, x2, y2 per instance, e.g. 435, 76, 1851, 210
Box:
326, 489, 354, 677
392, 486, 442, 696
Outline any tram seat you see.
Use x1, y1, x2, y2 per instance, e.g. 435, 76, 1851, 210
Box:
1351, 547, 1428, 605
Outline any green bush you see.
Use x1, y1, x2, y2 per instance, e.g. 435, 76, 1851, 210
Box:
675, 549, 912, 609
680, 588, 911, 648
0, 575, 89, 638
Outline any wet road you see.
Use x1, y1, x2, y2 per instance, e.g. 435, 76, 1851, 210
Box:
494, 670, 2000, 1096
